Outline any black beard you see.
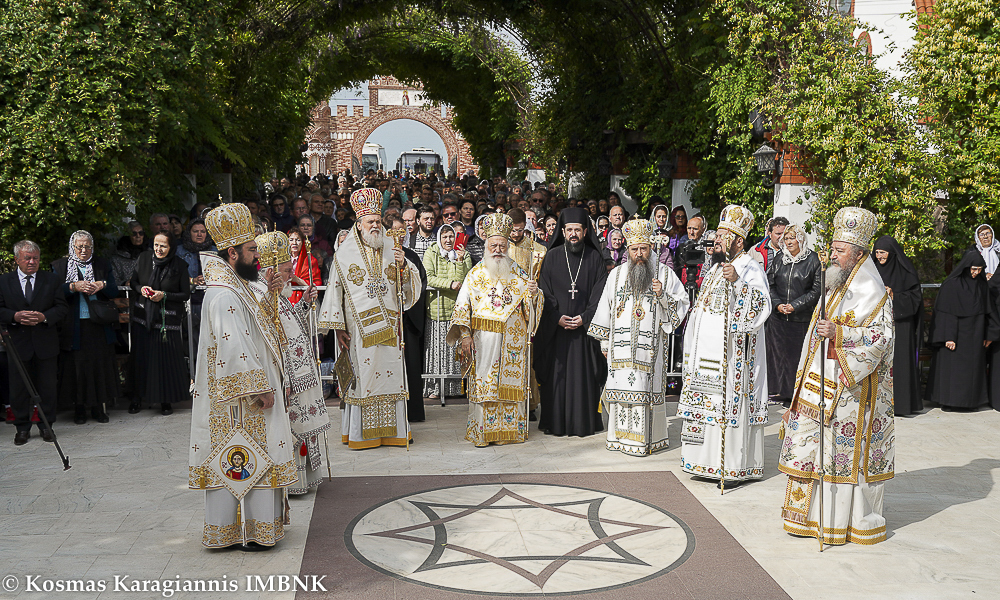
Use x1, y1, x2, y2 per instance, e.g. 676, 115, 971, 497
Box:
710, 251, 725, 266
567, 239, 584, 254
235, 257, 259, 281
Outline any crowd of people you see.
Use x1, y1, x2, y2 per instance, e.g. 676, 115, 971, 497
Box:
0, 166, 991, 551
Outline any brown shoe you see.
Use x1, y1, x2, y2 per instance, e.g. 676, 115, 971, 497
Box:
14, 431, 29, 445
40, 429, 54, 443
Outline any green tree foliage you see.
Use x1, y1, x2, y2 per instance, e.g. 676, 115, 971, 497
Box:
905, 0, 1000, 250
714, 0, 940, 252
0, 0, 227, 261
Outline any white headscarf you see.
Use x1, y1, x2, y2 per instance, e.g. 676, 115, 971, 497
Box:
437, 224, 457, 260
975, 224, 1000, 274
780, 223, 812, 265
66, 230, 95, 283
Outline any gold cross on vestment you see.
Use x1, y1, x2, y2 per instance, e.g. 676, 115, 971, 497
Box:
278, 441, 285, 448
228, 306, 236, 314
239, 354, 247, 361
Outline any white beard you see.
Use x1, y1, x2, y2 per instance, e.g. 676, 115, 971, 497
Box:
483, 254, 514, 282
280, 281, 293, 299
360, 227, 384, 249
826, 264, 849, 292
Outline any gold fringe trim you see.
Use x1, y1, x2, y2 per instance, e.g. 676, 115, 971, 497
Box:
361, 426, 398, 440
617, 430, 645, 442
471, 316, 506, 333
610, 359, 652, 373
362, 327, 397, 348
497, 385, 525, 402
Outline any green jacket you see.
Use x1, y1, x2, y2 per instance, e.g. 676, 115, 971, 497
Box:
422, 242, 472, 320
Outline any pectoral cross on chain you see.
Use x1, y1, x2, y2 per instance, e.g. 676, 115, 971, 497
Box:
569, 283, 578, 300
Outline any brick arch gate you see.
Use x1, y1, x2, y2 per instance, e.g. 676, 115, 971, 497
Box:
303, 77, 476, 177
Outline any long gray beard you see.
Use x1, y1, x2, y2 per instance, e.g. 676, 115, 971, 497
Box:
360, 227, 384, 249
627, 257, 656, 300
825, 264, 849, 292
483, 254, 514, 282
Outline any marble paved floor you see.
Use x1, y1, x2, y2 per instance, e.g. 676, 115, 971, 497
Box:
0, 400, 998, 599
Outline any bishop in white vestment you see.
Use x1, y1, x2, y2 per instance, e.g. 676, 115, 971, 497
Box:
779, 207, 895, 545
589, 219, 689, 456
318, 189, 421, 449
448, 214, 543, 446
254, 232, 330, 494
679, 205, 771, 485
189, 204, 297, 549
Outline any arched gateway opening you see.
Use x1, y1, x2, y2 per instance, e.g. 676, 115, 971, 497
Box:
304, 76, 476, 177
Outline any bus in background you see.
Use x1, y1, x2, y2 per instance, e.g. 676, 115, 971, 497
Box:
362, 143, 388, 174
396, 148, 443, 176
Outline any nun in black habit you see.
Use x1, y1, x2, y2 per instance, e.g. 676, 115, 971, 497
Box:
925, 250, 991, 410
535, 208, 608, 437
873, 236, 923, 416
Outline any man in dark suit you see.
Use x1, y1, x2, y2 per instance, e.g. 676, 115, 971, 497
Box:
0, 240, 68, 445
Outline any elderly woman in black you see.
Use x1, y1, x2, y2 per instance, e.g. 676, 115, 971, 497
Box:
52, 230, 120, 424
129, 232, 190, 415
766, 223, 821, 402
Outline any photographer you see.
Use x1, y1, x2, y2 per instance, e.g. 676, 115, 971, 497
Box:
675, 216, 711, 292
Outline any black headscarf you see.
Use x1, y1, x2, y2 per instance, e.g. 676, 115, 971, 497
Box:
116, 233, 145, 260
873, 235, 921, 319
935, 249, 989, 317
547, 207, 602, 251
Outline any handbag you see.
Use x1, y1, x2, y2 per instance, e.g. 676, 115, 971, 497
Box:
87, 297, 119, 326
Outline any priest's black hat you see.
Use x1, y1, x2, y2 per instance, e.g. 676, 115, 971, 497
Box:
548, 207, 602, 250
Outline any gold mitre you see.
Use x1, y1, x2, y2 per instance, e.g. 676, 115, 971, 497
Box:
623, 218, 653, 247
350, 188, 382, 218
718, 204, 754, 239
255, 231, 291, 268
205, 203, 255, 251
832, 207, 878, 248
482, 213, 513, 239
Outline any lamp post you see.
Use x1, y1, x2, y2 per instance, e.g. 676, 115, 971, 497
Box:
752, 143, 780, 208
657, 152, 676, 180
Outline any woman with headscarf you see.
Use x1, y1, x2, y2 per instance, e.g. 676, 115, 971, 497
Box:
873, 235, 924, 415
925, 250, 991, 411
649, 204, 678, 268
602, 228, 628, 271
422, 224, 472, 399
974, 224, 1000, 278
128, 232, 191, 416
765, 224, 821, 401
52, 231, 119, 424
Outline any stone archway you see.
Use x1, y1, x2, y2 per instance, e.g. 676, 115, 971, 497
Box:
304, 77, 476, 177
349, 107, 460, 176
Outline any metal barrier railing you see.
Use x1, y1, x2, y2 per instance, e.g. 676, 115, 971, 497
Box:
421, 288, 465, 406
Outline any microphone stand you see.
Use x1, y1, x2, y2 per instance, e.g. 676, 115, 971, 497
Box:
0, 325, 71, 470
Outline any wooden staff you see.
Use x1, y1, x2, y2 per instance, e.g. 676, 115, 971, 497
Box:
386, 227, 410, 451
817, 248, 829, 552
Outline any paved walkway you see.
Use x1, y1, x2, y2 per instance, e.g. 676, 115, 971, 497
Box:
0, 401, 997, 599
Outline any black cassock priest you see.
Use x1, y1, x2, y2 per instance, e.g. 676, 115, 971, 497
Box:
535, 207, 608, 436
926, 249, 991, 410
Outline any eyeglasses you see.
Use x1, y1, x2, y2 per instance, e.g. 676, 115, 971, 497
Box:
131, 231, 144, 237
74, 245, 93, 251
443, 211, 458, 217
